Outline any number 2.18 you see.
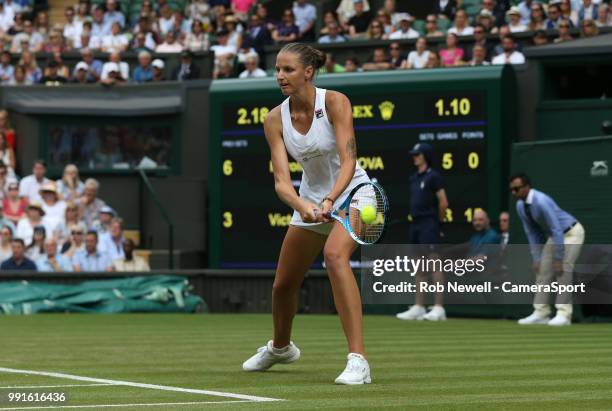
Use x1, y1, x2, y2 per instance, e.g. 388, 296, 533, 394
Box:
237, 107, 269, 125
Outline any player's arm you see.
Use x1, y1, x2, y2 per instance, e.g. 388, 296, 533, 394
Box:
436, 189, 448, 222
264, 106, 316, 221
325, 91, 356, 208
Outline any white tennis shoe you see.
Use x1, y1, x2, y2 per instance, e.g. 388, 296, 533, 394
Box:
423, 306, 447, 321
335, 353, 372, 385
396, 305, 426, 320
548, 313, 571, 326
242, 340, 300, 371
518, 312, 550, 325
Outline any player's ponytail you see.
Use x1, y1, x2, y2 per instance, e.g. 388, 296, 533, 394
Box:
280, 43, 326, 80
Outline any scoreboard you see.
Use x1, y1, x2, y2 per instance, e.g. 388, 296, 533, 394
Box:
209, 66, 515, 268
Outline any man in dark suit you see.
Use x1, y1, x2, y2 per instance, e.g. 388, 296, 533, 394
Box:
171, 50, 200, 81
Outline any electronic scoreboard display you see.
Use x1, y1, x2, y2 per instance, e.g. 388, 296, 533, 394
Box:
209, 66, 515, 268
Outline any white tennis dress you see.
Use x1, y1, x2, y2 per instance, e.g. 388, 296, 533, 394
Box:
281, 87, 370, 235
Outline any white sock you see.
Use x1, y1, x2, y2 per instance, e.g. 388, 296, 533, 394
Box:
271, 345, 290, 354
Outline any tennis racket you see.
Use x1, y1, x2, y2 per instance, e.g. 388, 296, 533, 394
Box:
321, 182, 389, 245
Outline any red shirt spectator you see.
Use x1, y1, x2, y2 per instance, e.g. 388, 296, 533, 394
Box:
3, 182, 27, 225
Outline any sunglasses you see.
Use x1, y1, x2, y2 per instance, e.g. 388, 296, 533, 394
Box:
390, 46, 400, 50
72, 231, 83, 235
509, 185, 524, 193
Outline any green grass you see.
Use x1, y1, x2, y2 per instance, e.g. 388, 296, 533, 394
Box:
1, 314, 612, 410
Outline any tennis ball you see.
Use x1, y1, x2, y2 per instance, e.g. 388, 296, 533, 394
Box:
361, 205, 376, 224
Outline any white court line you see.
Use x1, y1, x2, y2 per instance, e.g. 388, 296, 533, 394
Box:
0, 367, 282, 403
0, 400, 250, 410
0, 384, 115, 389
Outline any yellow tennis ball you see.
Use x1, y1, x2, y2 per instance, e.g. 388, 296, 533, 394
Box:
361, 205, 376, 224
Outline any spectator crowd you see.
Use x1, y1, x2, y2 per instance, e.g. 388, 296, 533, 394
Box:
0, 0, 608, 82
0, 150, 151, 272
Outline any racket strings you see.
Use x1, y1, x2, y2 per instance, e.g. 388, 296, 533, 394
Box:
350, 185, 386, 244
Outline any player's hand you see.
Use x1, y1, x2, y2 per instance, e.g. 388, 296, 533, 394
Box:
553, 260, 563, 274
299, 201, 320, 223
318, 199, 333, 222
532, 262, 540, 273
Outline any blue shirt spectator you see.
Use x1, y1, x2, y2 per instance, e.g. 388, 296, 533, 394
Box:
133, 65, 153, 83
37, 254, 74, 272
74, 231, 113, 271
515, 188, 577, 262
293, 0, 317, 35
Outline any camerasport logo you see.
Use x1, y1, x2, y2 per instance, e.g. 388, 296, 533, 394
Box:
590, 160, 608, 177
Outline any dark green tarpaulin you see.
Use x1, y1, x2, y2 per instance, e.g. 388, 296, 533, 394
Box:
0, 276, 205, 314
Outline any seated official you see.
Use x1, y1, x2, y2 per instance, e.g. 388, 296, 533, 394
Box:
112, 239, 150, 272
0, 238, 37, 270
37, 238, 74, 272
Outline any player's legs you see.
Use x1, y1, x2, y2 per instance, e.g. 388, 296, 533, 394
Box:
273, 225, 327, 348
323, 220, 363, 355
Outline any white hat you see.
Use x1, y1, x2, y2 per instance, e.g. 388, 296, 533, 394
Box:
106, 62, 119, 73
75, 61, 89, 71
506, 6, 521, 16
152, 59, 165, 69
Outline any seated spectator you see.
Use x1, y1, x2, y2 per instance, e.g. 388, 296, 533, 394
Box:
55, 202, 82, 246
19, 160, 49, 203
0, 110, 15, 149
555, 20, 574, 42
75, 0, 90, 23
91, 205, 114, 235
35, 11, 50, 38
70, 62, 94, 84
172, 50, 201, 81
171, 11, 192, 40
0, 51, 14, 84
152, 59, 166, 81
532, 30, 549, 45
0, 161, 16, 200
477, 10, 498, 34
132, 32, 155, 54
388, 14, 419, 39
529, 2, 548, 31
432, 0, 457, 21
319, 21, 346, 43
293, 0, 316, 41
517, 0, 533, 25
37, 238, 73, 271
231, 0, 255, 21
44, 30, 70, 53
40, 182, 66, 223
75, 22, 96, 49
507, 7, 528, 32
77, 178, 106, 228
8, 65, 29, 85
344, 56, 362, 72
63, 6, 82, 48
0, 238, 37, 270
25, 225, 45, 261
403, 37, 430, 69
382, 0, 406, 28
0, 225, 13, 262
0, 133, 15, 176
480, 0, 506, 27
102, 22, 129, 53
186, 0, 211, 23
439, 33, 464, 67
0, 4, 14, 35
245, 13, 272, 59
104, 0, 125, 30
374, 9, 393, 35
347, 0, 373, 38
320, 52, 345, 74
74, 230, 113, 271
578, 0, 598, 24
56, 164, 85, 202
185, 19, 210, 51
546, 3, 565, 29
365, 20, 384, 40
97, 216, 124, 259
0, 201, 16, 233
46, 51, 70, 79
133, 50, 153, 83
61, 222, 86, 260
211, 29, 237, 67
113, 239, 150, 271
273, 9, 300, 44
492, 35, 525, 65
466, 24, 493, 62
581, 18, 599, 36
448, 10, 474, 36
388, 42, 404, 68
238, 54, 266, 78
91, 6, 111, 39
215, 60, 234, 79
39, 60, 68, 86
320, 11, 340, 36
467, 209, 501, 259
469, 44, 491, 66
156, 31, 183, 53
158, 4, 175, 36
75, 49, 103, 82
336, 0, 370, 31
425, 51, 441, 68
7, 1, 27, 18
16, 202, 54, 245
595, 3, 611, 27
101, 51, 129, 81
12, 20, 44, 52
132, 15, 159, 49
362, 48, 392, 71
3, 182, 26, 225
425, 14, 444, 37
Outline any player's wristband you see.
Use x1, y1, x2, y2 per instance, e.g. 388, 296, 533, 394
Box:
322, 196, 335, 204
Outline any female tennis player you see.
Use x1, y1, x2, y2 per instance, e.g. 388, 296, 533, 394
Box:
242, 43, 372, 384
